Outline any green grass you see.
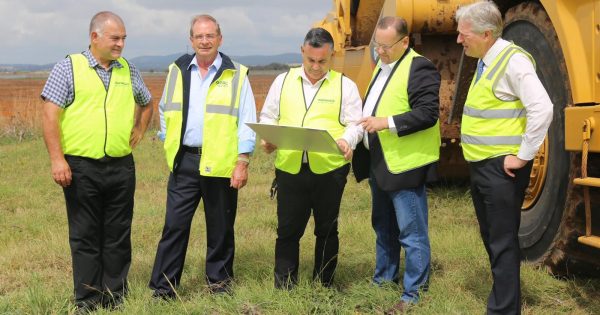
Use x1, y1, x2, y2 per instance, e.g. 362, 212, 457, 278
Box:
0, 134, 598, 314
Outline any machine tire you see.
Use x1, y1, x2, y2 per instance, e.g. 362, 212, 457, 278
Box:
502, 2, 571, 262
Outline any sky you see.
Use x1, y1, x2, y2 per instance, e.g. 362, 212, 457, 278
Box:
0, 0, 333, 65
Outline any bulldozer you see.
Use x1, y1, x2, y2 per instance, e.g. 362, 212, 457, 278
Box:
314, 0, 600, 275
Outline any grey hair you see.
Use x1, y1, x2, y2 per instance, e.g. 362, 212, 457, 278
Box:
376, 16, 408, 38
189, 14, 221, 37
455, 1, 503, 38
89, 11, 124, 36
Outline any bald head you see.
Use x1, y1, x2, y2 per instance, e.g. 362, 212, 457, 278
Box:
89, 11, 125, 37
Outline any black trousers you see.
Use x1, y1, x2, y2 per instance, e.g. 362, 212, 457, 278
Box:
149, 151, 238, 294
63, 154, 135, 307
469, 155, 532, 315
274, 163, 350, 288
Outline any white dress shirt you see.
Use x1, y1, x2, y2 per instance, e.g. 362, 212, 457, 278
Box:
361, 60, 399, 149
479, 38, 554, 161
260, 66, 363, 149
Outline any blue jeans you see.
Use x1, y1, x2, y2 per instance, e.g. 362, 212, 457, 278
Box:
369, 180, 431, 303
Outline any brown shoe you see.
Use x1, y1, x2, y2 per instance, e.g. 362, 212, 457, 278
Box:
384, 300, 408, 314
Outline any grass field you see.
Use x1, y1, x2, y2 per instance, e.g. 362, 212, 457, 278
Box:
0, 133, 599, 314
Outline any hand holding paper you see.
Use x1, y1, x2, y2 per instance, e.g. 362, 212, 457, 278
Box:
336, 139, 352, 160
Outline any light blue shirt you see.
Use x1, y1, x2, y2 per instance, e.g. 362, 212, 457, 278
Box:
159, 53, 256, 154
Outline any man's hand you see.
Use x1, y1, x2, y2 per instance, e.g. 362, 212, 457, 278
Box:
261, 139, 277, 154
230, 162, 248, 189
43, 101, 71, 187
336, 139, 352, 160
503, 155, 528, 177
130, 103, 153, 149
359, 116, 389, 133
51, 157, 72, 187
129, 127, 144, 149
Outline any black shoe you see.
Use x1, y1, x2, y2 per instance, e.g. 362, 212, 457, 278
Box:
274, 274, 296, 290
208, 281, 232, 295
152, 290, 176, 301
74, 299, 101, 314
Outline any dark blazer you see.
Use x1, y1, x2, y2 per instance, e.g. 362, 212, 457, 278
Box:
352, 48, 441, 191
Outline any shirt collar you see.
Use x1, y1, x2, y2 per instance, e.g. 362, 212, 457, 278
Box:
189, 52, 222, 71
380, 59, 398, 72
83, 49, 123, 70
482, 38, 511, 67
297, 65, 331, 86
378, 47, 410, 71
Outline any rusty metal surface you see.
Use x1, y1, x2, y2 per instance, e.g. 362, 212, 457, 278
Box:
415, 34, 468, 140
545, 153, 600, 275
351, 0, 385, 46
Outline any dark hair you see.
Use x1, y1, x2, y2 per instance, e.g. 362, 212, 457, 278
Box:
376, 16, 408, 38
303, 27, 334, 49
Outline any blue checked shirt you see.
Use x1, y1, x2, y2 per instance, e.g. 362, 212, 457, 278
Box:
41, 50, 151, 108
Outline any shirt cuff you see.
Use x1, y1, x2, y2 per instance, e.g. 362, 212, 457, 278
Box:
238, 140, 255, 155
517, 143, 539, 161
387, 116, 397, 133
157, 130, 165, 142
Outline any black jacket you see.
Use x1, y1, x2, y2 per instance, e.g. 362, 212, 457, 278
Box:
352, 48, 441, 191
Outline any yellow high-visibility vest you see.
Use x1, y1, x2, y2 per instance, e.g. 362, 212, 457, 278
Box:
275, 68, 347, 174
371, 49, 440, 174
461, 44, 533, 162
61, 54, 135, 158
162, 60, 248, 177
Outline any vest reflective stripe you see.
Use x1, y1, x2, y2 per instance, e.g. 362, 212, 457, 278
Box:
162, 64, 184, 172
163, 67, 182, 112
60, 54, 135, 159
275, 68, 347, 174
463, 106, 525, 119
205, 104, 238, 116
162, 61, 247, 177
461, 134, 522, 145
461, 44, 533, 162
371, 49, 440, 174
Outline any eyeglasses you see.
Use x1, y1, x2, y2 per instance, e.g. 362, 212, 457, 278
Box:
372, 36, 406, 51
192, 33, 219, 41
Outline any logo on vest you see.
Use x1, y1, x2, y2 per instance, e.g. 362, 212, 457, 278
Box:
114, 81, 130, 86
204, 166, 211, 173
316, 98, 335, 103
215, 80, 229, 88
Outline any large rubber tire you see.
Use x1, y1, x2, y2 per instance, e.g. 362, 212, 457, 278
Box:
502, 2, 571, 261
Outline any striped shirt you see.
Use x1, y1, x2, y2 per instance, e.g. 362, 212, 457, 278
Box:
41, 50, 151, 108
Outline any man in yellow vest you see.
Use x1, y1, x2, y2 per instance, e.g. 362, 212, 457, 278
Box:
260, 28, 362, 289
149, 14, 256, 298
456, 2, 553, 314
352, 16, 441, 312
41, 11, 153, 311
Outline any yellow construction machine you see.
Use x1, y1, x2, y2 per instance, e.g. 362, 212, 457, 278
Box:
315, 0, 600, 275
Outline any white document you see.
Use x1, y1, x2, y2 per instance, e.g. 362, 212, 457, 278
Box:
246, 123, 342, 154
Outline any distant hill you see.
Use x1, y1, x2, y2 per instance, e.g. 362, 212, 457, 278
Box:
0, 53, 301, 72
0, 63, 54, 72
130, 53, 301, 71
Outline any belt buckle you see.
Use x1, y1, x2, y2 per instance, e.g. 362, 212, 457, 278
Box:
98, 156, 114, 163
